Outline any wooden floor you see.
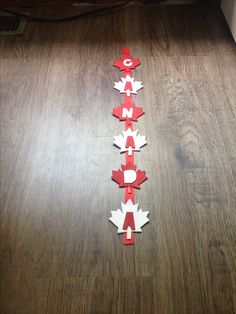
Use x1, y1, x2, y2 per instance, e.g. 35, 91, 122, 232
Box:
0, 3, 236, 314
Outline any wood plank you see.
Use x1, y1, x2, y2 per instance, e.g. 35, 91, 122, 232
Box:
0, 3, 236, 314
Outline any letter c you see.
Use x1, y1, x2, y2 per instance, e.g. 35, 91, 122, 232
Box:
123, 59, 133, 67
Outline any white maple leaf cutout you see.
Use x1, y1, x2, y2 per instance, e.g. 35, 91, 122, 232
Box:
114, 75, 143, 96
109, 200, 149, 235
113, 128, 147, 155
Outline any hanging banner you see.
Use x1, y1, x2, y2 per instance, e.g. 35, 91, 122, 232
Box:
109, 48, 149, 245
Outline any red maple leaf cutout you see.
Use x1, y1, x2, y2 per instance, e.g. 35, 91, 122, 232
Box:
112, 163, 147, 189
113, 102, 144, 122
113, 48, 141, 71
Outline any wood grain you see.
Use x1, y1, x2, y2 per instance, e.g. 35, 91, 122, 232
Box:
0, 3, 236, 314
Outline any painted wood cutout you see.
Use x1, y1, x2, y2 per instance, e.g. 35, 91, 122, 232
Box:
109, 48, 149, 245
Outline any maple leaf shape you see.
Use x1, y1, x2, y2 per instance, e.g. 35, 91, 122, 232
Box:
113, 57, 141, 71
113, 102, 144, 122
113, 48, 141, 71
114, 75, 143, 96
112, 163, 147, 189
109, 200, 149, 233
114, 128, 147, 155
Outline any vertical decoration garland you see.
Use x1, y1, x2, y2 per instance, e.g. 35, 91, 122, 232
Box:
109, 48, 149, 245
